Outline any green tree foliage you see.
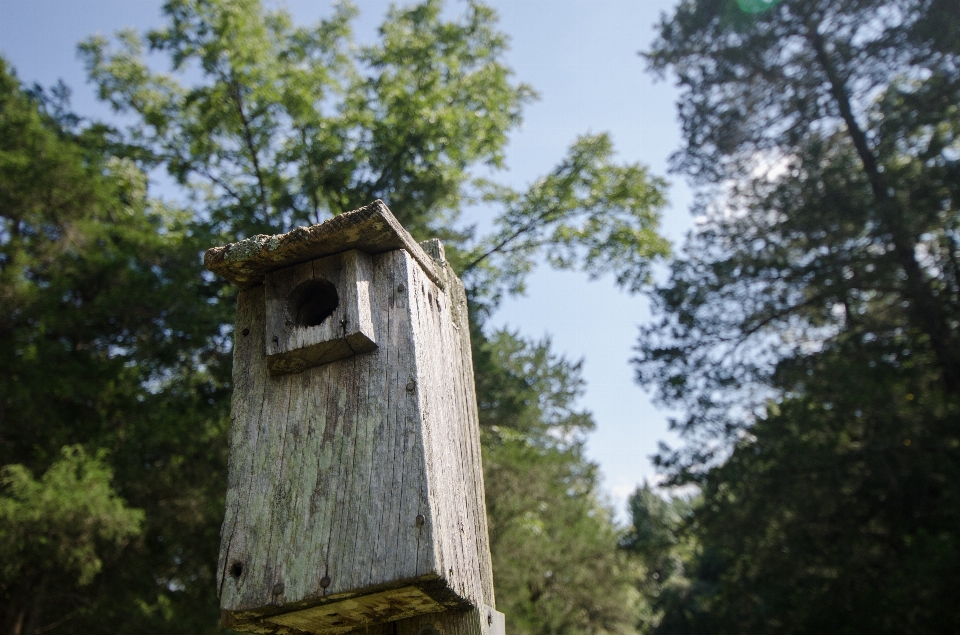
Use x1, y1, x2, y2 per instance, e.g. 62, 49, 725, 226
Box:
620, 487, 698, 635
80, 0, 530, 239
682, 352, 960, 633
464, 134, 669, 302
2, 1, 670, 633
476, 330, 638, 635
634, 0, 960, 632
1, 446, 143, 634
80, 0, 668, 292
0, 57, 232, 633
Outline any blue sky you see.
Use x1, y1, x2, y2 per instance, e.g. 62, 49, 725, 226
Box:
0, 0, 692, 520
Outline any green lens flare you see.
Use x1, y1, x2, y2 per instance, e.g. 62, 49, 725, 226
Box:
737, 0, 782, 13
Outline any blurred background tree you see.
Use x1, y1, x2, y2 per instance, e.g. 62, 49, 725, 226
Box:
476, 332, 640, 635
631, 0, 960, 632
0, 56, 231, 633
1, 1, 668, 633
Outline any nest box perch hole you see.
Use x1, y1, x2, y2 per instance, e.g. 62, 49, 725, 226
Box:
290, 279, 339, 327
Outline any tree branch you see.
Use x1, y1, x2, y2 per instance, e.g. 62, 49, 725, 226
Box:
229, 81, 270, 218
805, 18, 960, 393
462, 202, 566, 273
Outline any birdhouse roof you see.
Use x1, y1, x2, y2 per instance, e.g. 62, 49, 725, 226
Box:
203, 200, 441, 289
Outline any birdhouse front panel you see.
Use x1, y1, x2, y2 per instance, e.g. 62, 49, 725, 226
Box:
210, 203, 494, 635
264, 249, 376, 375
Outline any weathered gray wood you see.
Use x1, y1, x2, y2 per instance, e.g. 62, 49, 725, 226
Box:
264, 250, 377, 375
216, 243, 495, 634
204, 200, 441, 289
406, 247, 495, 610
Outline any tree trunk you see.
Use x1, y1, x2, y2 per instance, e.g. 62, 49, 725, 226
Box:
806, 20, 960, 394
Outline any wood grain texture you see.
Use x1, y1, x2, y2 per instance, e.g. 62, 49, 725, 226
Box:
204, 200, 441, 289
217, 246, 494, 634
406, 249, 495, 610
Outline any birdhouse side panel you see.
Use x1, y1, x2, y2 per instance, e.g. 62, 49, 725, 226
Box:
218, 250, 440, 616
446, 271, 497, 609
406, 261, 496, 610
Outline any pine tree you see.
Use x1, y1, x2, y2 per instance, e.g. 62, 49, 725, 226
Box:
634, 0, 960, 631
0, 57, 232, 633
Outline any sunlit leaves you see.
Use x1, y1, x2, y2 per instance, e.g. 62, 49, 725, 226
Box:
0, 445, 143, 588
464, 134, 670, 303
81, 0, 356, 234
81, 0, 668, 298
79, 0, 535, 240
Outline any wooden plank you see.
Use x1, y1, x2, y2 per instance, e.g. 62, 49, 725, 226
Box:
340, 605, 505, 635
393, 606, 505, 635
204, 200, 441, 289
265, 587, 445, 633
445, 272, 496, 608
405, 254, 494, 610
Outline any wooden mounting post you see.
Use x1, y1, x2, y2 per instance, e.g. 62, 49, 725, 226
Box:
205, 201, 503, 635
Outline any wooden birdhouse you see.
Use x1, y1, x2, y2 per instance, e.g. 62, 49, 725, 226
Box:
204, 201, 502, 635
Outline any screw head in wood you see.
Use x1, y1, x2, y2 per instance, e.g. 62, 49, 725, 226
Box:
320, 575, 331, 589
241, 327, 250, 336
273, 582, 284, 595
416, 514, 426, 526
406, 381, 416, 393
398, 283, 405, 292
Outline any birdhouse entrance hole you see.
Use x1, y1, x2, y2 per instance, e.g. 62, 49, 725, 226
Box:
262, 249, 378, 374
290, 278, 339, 327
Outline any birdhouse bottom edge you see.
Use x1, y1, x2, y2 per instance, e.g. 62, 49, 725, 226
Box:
221, 575, 472, 635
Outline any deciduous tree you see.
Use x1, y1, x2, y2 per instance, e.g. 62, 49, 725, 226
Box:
3, 1, 671, 633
